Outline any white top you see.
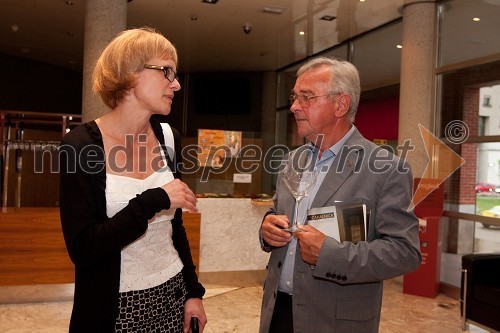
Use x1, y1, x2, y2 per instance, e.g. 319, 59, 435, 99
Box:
106, 166, 183, 292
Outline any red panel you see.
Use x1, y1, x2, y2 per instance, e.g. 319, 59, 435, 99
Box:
355, 97, 399, 141
403, 216, 442, 298
403, 179, 444, 298
413, 178, 445, 218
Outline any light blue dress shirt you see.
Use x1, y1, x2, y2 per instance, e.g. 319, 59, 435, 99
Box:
278, 126, 356, 295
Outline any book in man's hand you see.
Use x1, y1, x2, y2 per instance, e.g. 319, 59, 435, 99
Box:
306, 202, 369, 244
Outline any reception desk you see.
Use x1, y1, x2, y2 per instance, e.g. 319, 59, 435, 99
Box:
197, 198, 271, 272
0, 199, 271, 286
0, 208, 73, 286
0, 208, 201, 286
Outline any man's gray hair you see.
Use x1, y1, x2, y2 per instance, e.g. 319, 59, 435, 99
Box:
297, 57, 361, 123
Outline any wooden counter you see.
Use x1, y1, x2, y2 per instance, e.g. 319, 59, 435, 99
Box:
0, 208, 200, 286
0, 208, 72, 285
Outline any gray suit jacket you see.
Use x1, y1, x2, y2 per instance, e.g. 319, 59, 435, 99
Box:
259, 128, 421, 333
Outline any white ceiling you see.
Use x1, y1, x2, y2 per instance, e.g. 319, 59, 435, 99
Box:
0, 0, 403, 74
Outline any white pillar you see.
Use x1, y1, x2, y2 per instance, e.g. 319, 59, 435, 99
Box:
82, 0, 127, 123
398, 0, 437, 177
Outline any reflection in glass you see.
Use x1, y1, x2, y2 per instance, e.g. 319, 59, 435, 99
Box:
439, 0, 500, 67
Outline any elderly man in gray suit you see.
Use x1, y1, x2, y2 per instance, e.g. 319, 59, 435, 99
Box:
259, 57, 421, 333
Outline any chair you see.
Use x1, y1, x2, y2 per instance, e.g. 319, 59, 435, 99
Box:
461, 253, 500, 332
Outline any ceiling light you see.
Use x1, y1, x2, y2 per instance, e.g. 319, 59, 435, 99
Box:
299, 31, 305, 36
320, 15, 336, 21
397, 44, 402, 49
202, 0, 219, 4
262, 5, 286, 15
473, 17, 480, 22
359, 0, 366, 2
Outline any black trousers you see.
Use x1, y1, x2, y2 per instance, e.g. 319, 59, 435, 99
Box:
269, 291, 294, 333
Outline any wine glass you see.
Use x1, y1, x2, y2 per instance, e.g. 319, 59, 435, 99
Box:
280, 148, 318, 232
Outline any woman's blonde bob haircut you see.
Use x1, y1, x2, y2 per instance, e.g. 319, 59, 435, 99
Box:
92, 27, 178, 109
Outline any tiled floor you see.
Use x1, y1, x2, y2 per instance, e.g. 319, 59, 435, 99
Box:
0, 271, 491, 333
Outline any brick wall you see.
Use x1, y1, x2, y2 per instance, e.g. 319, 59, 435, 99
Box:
440, 60, 500, 205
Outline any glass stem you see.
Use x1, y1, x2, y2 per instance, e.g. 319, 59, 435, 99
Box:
293, 198, 301, 228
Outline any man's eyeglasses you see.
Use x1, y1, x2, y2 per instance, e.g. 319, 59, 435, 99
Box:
289, 93, 335, 108
144, 64, 179, 82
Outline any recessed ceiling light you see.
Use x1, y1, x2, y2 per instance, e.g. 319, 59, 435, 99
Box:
359, 0, 366, 2
473, 17, 480, 22
320, 15, 336, 21
202, 0, 219, 4
396, 44, 402, 48
299, 31, 305, 36
262, 5, 286, 15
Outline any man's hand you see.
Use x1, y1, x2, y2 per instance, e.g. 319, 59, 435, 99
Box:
294, 225, 326, 265
261, 214, 292, 247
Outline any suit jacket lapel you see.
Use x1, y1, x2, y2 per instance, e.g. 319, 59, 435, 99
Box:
311, 128, 367, 208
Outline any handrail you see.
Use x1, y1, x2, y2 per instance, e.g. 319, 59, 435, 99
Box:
0, 110, 81, 207
442, 210, 500, 227
0, 110, 81, 119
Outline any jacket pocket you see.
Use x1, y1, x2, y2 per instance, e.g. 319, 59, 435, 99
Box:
336, 294, 381, 321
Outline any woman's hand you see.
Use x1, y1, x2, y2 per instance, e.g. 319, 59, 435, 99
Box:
183, 298, 207, 333
162, 179, 198, 213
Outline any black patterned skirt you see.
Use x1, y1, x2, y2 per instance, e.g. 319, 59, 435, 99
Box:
115, 272, 187, 333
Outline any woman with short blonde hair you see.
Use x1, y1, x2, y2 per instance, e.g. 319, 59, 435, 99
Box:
60, 27, 206, 333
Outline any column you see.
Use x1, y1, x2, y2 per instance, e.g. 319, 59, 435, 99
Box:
398, 0, 437, 178
82, 0, 127, 123
260, 71, 277, 194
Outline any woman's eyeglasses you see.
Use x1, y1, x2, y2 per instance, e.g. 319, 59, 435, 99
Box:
144, 64, 179, 82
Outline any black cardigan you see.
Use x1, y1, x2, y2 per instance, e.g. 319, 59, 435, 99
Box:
59, 117, 205, 332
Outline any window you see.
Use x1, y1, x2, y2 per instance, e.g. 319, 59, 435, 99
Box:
483, 95, 492, 107
478, 116, 486, 136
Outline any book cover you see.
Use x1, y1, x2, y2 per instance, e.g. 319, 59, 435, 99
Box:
307, 202, 368, 244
